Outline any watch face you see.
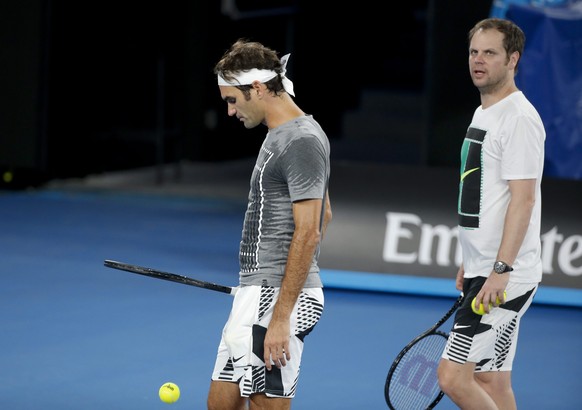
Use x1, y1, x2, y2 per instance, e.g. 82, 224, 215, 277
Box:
494, 261, 507, 273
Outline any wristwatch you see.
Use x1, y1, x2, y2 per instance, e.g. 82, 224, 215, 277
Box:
493, 261, 514, 274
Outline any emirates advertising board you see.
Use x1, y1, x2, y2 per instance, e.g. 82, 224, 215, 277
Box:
319, 163, 582, 291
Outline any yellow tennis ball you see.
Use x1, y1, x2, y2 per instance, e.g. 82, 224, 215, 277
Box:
159, 382, 180, 404
471, 291, 507, 315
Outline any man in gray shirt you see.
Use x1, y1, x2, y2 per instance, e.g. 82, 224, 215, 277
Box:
208, 38, 332, 410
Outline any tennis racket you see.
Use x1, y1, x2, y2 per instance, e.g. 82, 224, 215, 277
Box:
384, 294, 464, 410
103, 259, 237, 295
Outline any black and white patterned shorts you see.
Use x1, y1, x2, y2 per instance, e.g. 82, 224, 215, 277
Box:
211, 285, 324, 397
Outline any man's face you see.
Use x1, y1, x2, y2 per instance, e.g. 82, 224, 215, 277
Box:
219, 86, 263, 129
468, 28, 516, 94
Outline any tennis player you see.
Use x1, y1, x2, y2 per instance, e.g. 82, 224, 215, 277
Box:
437, 18, 545, 410
207, 39, 332, 410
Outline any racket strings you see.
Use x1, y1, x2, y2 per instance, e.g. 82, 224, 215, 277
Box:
387, 333, 447, 410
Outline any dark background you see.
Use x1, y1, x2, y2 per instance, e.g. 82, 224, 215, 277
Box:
1, 0, 494, 188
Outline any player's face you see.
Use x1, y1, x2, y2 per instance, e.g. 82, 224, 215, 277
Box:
468, 29, 517, 95
219, 86, 263, 129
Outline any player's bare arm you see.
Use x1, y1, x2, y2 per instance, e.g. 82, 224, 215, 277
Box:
263, 198, 323, 370
478, 178, 537, 309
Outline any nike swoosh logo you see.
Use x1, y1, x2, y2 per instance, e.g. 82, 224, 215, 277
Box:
233, 355, 245, 363
454, 324, 471, 330
461, 167, 479, 182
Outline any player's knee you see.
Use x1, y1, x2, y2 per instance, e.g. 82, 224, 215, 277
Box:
208, 392, 248, 410
475, 371, 513, 397
437, 361, 460, 396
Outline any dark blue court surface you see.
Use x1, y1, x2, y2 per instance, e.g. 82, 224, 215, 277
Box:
1, 189, 581, 409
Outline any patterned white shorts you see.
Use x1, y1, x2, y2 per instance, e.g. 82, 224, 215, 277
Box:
442, 279, 538, 372
211, 284, 324, 398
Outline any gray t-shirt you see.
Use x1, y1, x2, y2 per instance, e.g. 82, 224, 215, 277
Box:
239, 115, 330, 287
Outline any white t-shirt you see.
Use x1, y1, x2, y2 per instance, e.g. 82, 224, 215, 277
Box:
458, 91, 545, 283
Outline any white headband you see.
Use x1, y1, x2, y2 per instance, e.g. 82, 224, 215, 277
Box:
217, 53, 295, 96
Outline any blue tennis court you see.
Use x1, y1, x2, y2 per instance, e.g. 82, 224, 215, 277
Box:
1, 176, 581, 409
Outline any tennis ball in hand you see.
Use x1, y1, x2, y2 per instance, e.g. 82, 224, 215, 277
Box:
159, 382, 180, 404
471, 291, 507, 315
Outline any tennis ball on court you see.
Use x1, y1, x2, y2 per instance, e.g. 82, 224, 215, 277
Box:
159, 382, 180, 404
472, 291, 507, 315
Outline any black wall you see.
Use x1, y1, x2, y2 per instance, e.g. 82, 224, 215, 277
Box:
0, 0, 493, 188
0, 1, 49, 187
